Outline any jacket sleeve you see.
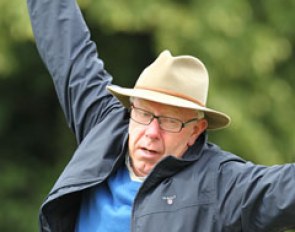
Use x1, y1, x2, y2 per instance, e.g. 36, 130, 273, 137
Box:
217, 159, 295, 231
27, 0, 120, 143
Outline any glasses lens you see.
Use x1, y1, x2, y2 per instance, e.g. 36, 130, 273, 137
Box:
131, 107, 153, 125
158, 117, 182, 132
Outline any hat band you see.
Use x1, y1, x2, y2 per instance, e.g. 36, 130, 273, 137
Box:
135, 86, 205, 107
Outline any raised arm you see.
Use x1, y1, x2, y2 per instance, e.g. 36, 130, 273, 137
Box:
27, 0, 119, 143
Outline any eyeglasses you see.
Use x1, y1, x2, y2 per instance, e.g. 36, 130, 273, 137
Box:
130, 105, 200, 133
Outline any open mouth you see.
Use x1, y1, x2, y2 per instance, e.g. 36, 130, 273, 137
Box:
141, 147, 159, 156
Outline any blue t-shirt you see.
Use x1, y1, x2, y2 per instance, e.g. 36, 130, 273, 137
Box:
76, 165, 141, 232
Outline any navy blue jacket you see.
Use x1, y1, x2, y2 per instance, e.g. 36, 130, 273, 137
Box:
27, 0, 295, 231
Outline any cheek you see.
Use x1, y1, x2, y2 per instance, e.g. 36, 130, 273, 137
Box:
128, 122, 144, 150
129, 120, 141, 135
164, 133, 192, 157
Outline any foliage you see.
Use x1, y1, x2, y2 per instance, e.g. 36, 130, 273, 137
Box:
0, 0, 294, 231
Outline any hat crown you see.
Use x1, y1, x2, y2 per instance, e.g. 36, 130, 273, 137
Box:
135, 50, 209, 106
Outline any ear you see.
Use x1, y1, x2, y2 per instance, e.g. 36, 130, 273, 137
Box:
187, 118, 208, 146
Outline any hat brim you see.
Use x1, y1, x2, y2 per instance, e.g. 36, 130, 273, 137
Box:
107, 85, 231, 130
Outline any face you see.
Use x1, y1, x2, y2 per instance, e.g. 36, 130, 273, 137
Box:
128, 98, 208, 177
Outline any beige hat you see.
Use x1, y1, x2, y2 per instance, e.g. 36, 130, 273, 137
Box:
107, 50, 231, 130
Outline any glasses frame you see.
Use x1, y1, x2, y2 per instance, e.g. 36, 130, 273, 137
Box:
130, 105, 200, 133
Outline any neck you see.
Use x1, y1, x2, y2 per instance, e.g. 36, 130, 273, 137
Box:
125, 154, 146, 182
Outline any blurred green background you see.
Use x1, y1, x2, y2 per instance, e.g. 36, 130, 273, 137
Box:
0, 0, 295, 231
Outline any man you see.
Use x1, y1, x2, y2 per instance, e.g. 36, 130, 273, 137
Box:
27, 0, 295, 231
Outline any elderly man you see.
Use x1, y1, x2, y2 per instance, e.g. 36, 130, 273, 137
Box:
27, 0, 295, 231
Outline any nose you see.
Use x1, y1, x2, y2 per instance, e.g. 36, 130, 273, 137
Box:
145, 117, 161, 139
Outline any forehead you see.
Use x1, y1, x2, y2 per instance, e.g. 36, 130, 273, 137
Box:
133, 98, 197, 118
